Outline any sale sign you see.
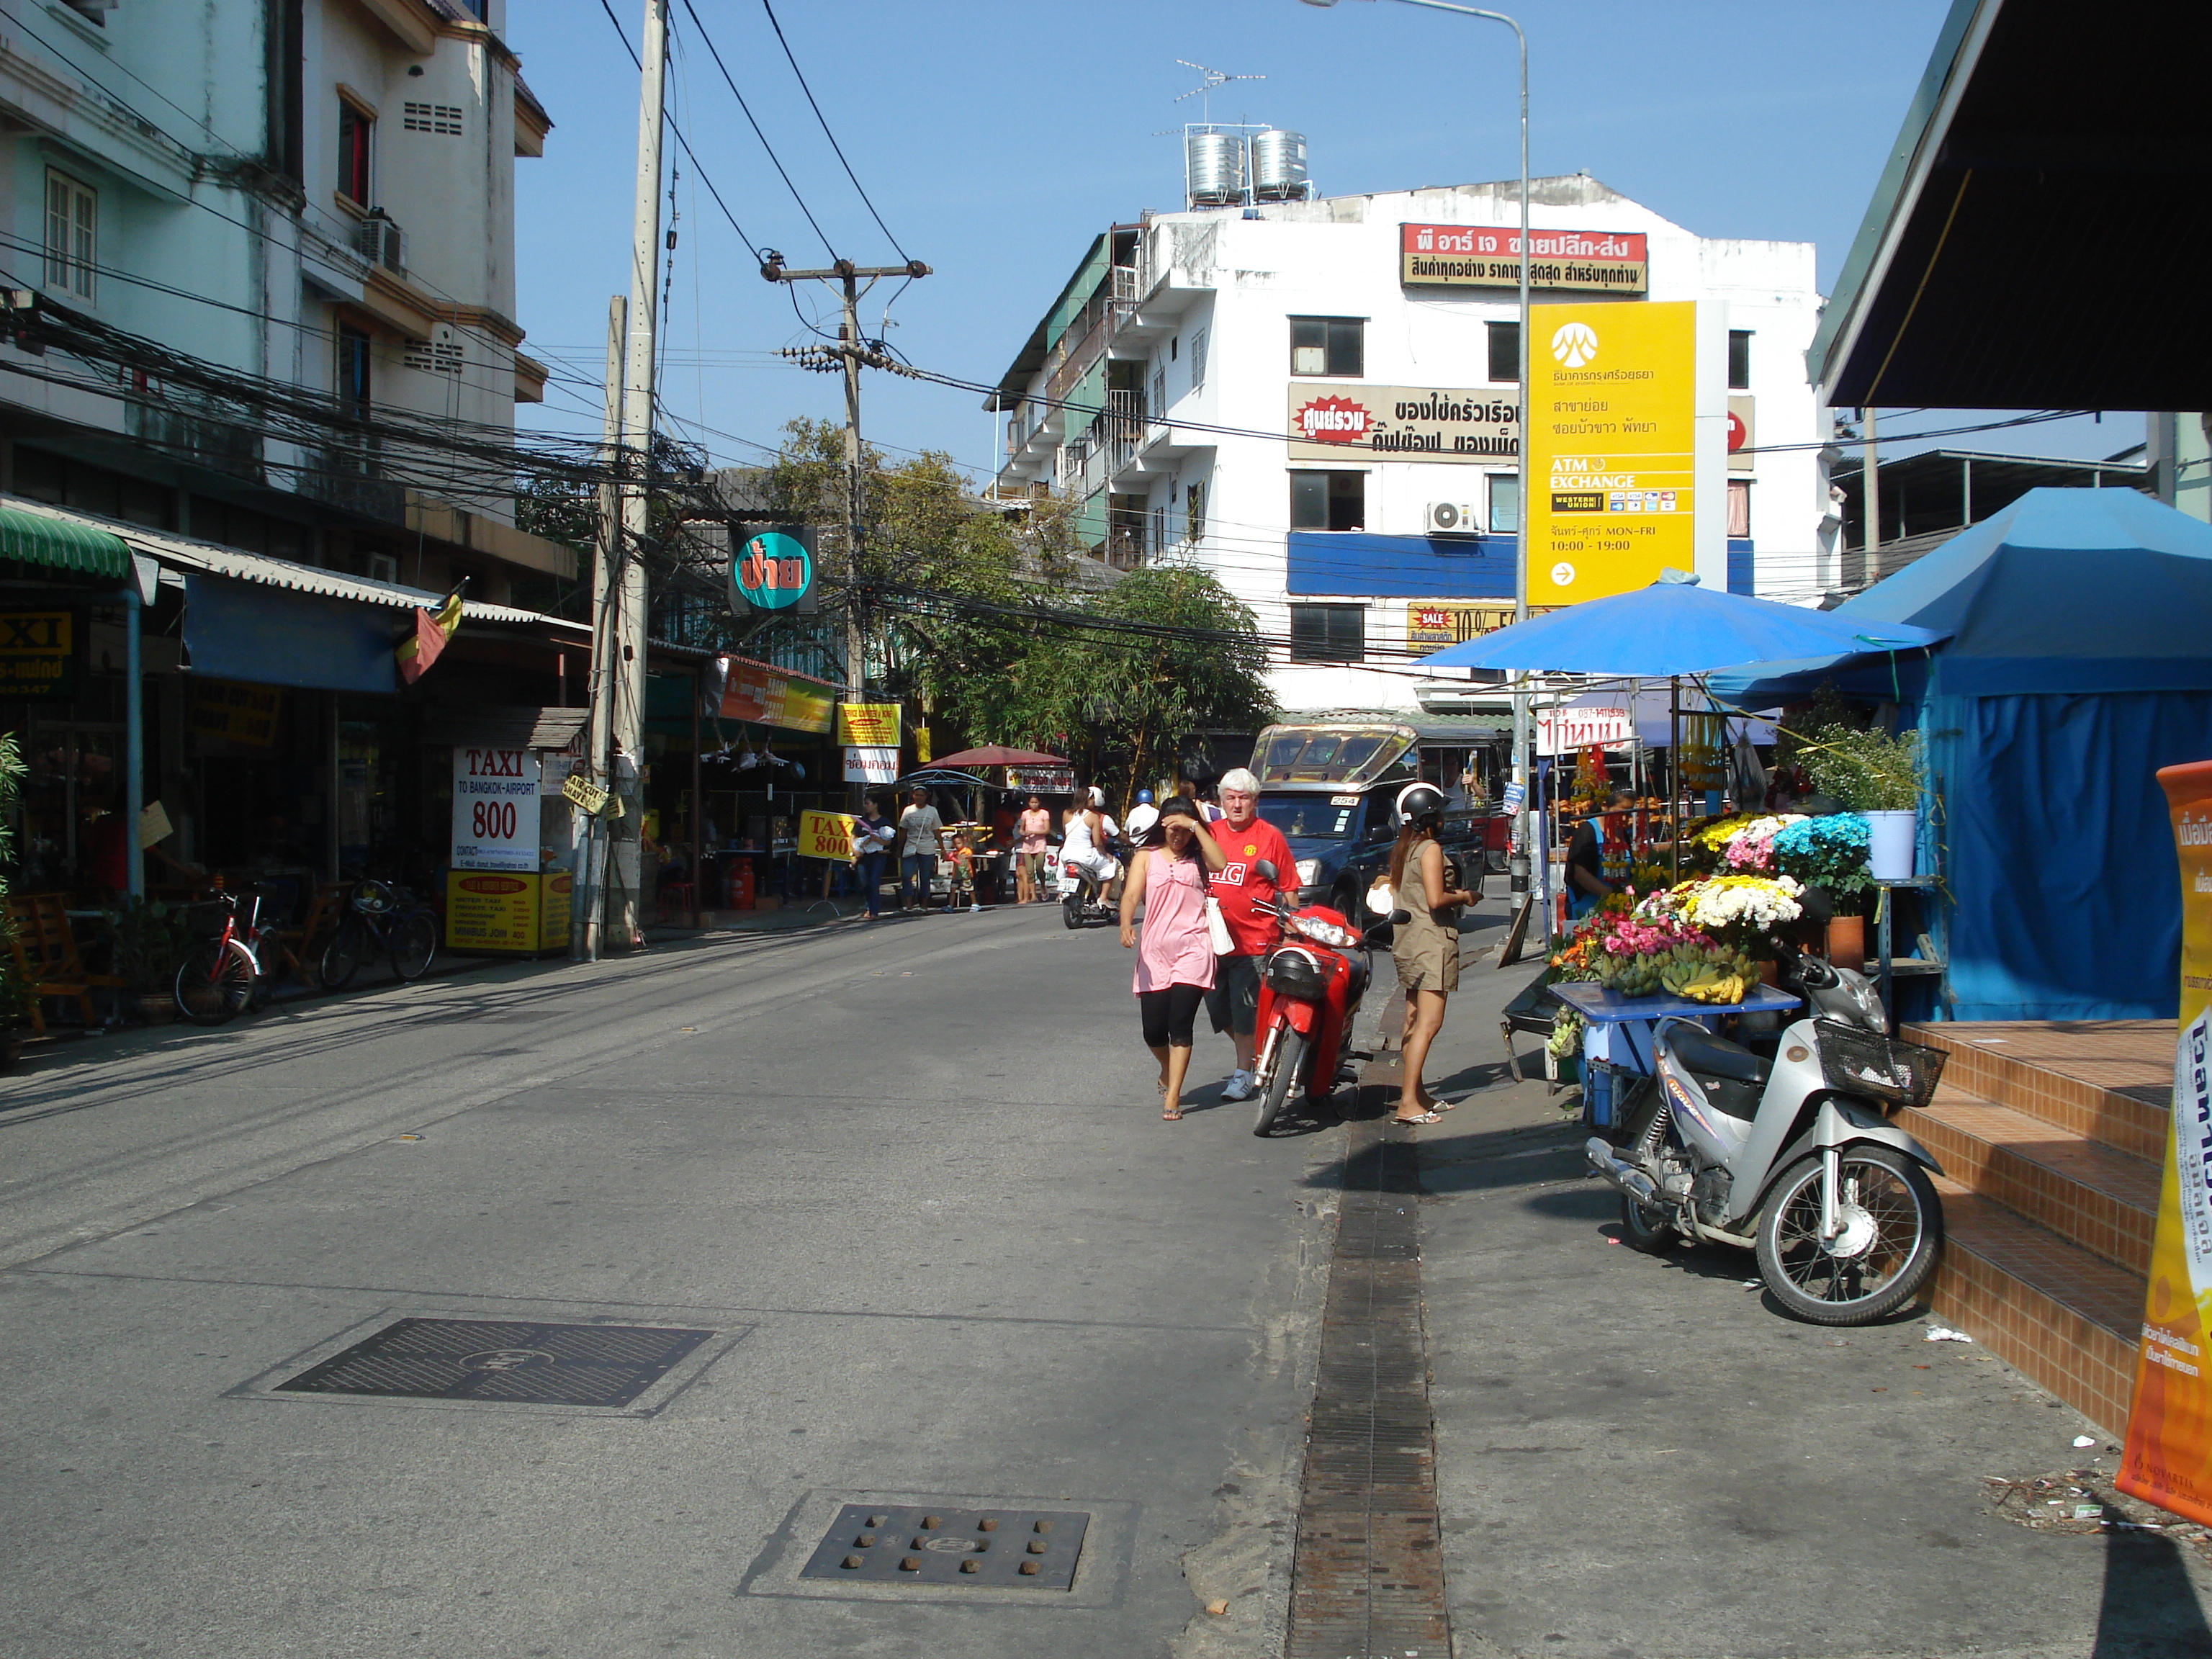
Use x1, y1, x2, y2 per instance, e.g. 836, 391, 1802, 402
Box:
2119, 760, 2212, 1523
1287, 385, 1518, 464
452, 746, 540, 872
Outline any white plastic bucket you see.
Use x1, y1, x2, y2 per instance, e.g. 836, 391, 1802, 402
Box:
1865, 810, 1917, 882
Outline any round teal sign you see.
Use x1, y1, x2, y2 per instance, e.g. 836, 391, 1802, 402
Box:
734, 530, 811, 611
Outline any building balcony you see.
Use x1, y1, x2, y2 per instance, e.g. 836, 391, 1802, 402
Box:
1107, 416, 1215, 485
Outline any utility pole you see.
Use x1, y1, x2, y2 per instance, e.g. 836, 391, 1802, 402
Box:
575, 292, 628, 963
608, 0, 667, 950
1861, 405, 1880, 585
763, 254, 930, 809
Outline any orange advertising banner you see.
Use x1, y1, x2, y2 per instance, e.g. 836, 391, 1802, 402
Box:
2118, 758, 2212, 1522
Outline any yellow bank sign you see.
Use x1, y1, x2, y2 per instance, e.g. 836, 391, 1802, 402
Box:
1525, 300, 1696, 605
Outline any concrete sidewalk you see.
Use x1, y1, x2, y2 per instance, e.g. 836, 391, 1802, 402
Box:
1406, 898, 2212, 1658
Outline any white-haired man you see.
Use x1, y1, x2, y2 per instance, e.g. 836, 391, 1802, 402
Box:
1206, 766, 1294, 1100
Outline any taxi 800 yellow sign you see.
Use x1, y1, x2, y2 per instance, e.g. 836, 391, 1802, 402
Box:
1526, 300, 1696, 604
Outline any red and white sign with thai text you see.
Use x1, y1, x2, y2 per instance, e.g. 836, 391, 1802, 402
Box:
1401, 224, 1649, 293
1537, 706, 1636, 756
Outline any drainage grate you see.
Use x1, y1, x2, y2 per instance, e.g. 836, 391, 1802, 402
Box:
274, 1318, 714, 1408
798, 1504, 1089, 1591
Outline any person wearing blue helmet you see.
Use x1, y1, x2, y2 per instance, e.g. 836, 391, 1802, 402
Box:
1125, 788, 1161, 849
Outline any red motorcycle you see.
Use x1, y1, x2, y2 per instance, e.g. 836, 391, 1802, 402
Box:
1247, 864, 1399, 1136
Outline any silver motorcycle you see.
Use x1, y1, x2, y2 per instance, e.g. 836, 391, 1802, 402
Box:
1584, 953, 1947, 1325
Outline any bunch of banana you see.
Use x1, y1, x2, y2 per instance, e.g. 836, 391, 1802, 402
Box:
1655, 945, 1761, 1004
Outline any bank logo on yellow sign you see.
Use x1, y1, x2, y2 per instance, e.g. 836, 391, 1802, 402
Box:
1527, 300, 1696, 604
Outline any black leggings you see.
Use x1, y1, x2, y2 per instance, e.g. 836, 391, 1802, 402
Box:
1138, 984, 1207, 1048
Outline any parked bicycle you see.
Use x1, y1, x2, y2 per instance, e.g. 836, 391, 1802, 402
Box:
174, 884, 290, 1026
319, 878, 439, 990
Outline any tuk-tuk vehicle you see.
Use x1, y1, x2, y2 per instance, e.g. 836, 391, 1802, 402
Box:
1247, 719, 1508, 916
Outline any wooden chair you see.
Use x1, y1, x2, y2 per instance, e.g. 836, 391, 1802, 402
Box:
275, 883, 349, 985
6, 894, 125, 1034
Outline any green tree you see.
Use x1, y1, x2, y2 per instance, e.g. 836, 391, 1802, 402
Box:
923, 567, 1274, 812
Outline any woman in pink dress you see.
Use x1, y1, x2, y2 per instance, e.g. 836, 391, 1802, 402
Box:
1119, 796, 1228, 1120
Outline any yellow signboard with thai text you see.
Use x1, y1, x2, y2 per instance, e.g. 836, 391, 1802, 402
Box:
2120, 760, 2212, 1522
1526, 300, 1696, 605
837, 703, 902, 747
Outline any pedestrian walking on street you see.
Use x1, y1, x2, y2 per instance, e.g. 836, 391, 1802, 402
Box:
1120, 796, 1228, 1120
898, 785, 944, 913
1206, 767, 1296, 1101
855, 796, 895, 920
1388, 783, 1477, 1125
1016, 793, 1052, 903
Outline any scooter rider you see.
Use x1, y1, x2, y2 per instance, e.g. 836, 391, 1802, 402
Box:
1208, 767, 1296, 1102
1060, 786, 1122, 898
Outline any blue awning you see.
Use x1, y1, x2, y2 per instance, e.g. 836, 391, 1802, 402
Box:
182, 572, 397, 693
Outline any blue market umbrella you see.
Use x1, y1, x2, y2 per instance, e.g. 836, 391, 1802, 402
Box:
1419, 576, 1946, 678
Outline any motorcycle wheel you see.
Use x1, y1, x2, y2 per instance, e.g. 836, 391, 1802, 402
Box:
174, 940, 253, 1026
390, 912, 439, 981
1061, 894, 1082, 930
1618, 1193, 1681, 1254
320, 917, 369, 991
1754, 1144, 1943, 1326
1253, 1027, 1304, 1137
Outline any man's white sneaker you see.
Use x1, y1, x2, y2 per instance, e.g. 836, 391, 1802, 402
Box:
1220, 1069, 1256, 1101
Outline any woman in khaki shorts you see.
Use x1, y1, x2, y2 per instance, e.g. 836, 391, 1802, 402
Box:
1388, 783, 1475, 1125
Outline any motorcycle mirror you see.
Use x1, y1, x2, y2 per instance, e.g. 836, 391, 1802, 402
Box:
1391, 909, 1411, 925
1252, 859, 1278, 885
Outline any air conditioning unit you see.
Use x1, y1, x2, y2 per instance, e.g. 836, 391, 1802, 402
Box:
354, 212, 405, 274
1426, 501, 1478, 535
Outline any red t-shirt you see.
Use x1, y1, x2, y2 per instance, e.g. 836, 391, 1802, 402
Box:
1208, 815, 1295, 956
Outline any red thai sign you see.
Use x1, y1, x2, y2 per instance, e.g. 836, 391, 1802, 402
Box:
1401, 224, 1649, 292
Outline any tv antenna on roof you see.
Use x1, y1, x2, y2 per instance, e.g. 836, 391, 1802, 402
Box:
1173, 59, 1264, 127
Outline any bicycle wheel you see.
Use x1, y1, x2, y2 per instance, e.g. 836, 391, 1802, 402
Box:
390, 911, 438, 981
174, 940, 253, 1026
320, 917, 369, 990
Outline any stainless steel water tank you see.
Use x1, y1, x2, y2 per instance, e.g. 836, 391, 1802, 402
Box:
1250, 129, 1309, 201
1185, 131, 1246, 207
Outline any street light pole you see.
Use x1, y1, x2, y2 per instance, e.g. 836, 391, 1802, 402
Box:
1296, 0, 1538, 937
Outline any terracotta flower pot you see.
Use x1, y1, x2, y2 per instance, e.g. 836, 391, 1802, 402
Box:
1757, 958, 1781, 988
1827, 914, 1866, 968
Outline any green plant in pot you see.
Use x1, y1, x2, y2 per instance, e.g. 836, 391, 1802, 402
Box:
109, 897, 189, 1021
1800, 724, 1923, 881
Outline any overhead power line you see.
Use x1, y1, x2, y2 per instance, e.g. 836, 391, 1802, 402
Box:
675, 0, 842, 263
757, 0, 911, 262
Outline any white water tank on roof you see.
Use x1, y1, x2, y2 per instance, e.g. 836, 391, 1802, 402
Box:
1250, 129, 1309, 201
1186, 131, 1246, 207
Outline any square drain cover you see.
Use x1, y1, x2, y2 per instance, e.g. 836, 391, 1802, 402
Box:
274, 1318, 713, 1408
800, 1504, 1089, 1591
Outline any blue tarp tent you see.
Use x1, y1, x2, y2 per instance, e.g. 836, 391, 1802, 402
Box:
1715, 488, 2212, 1022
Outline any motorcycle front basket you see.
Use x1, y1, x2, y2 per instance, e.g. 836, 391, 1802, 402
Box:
1814, 1020, 1947, 1110
1264, 946, 1331, 1002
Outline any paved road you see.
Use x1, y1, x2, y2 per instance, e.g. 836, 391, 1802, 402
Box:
0, 907, 1346, 1658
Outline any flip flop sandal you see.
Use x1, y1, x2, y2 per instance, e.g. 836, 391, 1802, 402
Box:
1393, 1110, 1443, 1125
1162, 1107, 1184, 1121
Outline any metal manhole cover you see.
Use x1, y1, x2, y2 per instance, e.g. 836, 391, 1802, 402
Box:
274, 1318, 714, 1408
799, 1504, 1089, 1591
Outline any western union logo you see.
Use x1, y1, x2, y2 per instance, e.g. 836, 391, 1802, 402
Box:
1550, 491, 1604, 513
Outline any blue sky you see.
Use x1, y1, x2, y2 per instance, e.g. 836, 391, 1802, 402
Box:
509, 0, 2137, 477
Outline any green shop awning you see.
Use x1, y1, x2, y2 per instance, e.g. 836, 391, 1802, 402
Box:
0, 504, 131, 580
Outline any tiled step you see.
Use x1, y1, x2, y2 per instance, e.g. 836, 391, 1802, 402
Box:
1904, 1020, 2171, 1164
1905, 1087, 2160, 1276
1930, 1179, 2143, 1437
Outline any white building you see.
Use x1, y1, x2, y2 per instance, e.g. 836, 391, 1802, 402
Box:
990, 172, 1827, 715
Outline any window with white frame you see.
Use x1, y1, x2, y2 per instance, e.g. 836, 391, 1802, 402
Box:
1185, 480, 1206, 543
1189, 328, 1208, 390
44, 171, 96, 300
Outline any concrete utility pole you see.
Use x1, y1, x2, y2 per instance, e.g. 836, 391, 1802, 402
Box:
762, 254, 930, 807
1861, 405, 1879, 583
575, 293, 629, 963
608, 0, 667, 949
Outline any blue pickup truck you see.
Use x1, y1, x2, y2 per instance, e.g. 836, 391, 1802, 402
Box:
1248, 719, 1509, 917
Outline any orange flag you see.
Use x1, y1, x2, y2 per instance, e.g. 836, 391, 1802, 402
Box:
397, 585, 464, 685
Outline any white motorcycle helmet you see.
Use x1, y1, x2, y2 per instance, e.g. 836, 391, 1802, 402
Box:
1394, 782, 1447, 826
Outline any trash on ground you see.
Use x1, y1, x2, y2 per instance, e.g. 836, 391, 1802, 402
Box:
1925, 1326, 1973, 1342
2073, 1434, 2097, 1448
1204, 1599, 1228, 1616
